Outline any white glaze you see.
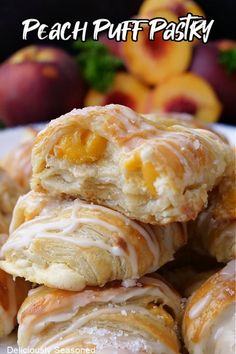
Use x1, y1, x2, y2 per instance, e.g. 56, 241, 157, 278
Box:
19, 278, 180, 351
77, 202, 161, 266
193, 303, 236, 354
220, 260, 236, 280
189, 293, 212, 320
1, 195, 181, 279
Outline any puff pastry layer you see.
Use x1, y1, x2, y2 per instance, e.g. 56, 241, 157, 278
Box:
143, 112, 230, 145
183, 260, 236, 354
188, 165, 236, 263
17, 275, 182, 353
0, 191, 187, 291
31, 104, 233, 224
0, 167, 21, 234
0, 234, 30, 338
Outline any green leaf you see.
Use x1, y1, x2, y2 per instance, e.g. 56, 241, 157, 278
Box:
73, 39, 123, 92
219, 47, 236, 74
0, 121, 5, 129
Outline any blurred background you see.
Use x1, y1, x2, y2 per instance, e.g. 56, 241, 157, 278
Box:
0, 0, 235, 127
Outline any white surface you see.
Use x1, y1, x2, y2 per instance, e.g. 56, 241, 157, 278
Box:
212, 123, 235, 146
0, 122, 235, 352
0, 123, 45, 159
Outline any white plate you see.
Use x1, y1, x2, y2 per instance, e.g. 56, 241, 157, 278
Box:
0, 122, 235, 352
0, 123, 45, 159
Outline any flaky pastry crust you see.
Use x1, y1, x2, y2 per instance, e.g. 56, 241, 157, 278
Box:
0, 167, 21, 234
18, 275, 182, 353
0, 234, 30, 338
142, 112, 229, 143
0, 191, 187, 291
183, 260, 236, 354
31, 105, 233, 224
188, 164, 236, 262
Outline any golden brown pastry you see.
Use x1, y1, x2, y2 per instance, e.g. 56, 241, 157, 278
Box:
188, 168, 236, 263
18, 275, 182, 353
0, 234, 30, 338
0, 191, 187, 291
31, 104, 233, 224
1, 128, 37, 191
0, 167, 21, 234
143, 112, 229, 143
182, 260, 236, 354
143, 112, 210, 130
0, 271, 30, 338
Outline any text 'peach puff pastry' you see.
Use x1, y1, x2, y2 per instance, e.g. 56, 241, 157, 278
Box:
0, 167, 21, 234
17, 275, 182, 353
31, 104, 233, 224
0, 234, 30, 338
1, 128, 37, 191
0, 191, 187, 291
188, 167, 236, 263
183, 260, 236, 354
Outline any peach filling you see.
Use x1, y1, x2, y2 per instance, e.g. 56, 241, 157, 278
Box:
53, 130, 107, 164
124, 153, 158, 197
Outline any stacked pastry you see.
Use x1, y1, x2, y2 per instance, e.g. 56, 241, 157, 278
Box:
0, 104, 235, 353
0, 168, 30, 338
159, 149, 236, 353
188, 162, 236, 263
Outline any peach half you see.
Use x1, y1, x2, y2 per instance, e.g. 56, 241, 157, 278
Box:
139, 0, 205, 18
84, 72, 150, 113
149, 73, 222, 123
121, 10, 192, 85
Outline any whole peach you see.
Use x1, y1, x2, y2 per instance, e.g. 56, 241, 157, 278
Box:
0, 46, 85, 126
190, 41, 236, 123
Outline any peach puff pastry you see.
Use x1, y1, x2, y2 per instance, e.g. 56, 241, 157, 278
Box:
1, 128, 37, 191
17, 275, 182, 353
0, 191, 187, 291
0, 167, 21, 234
183, 260, 236, 354
188, 167, 236, 263
31, 104, 233, 224
0, 234, 30, 338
